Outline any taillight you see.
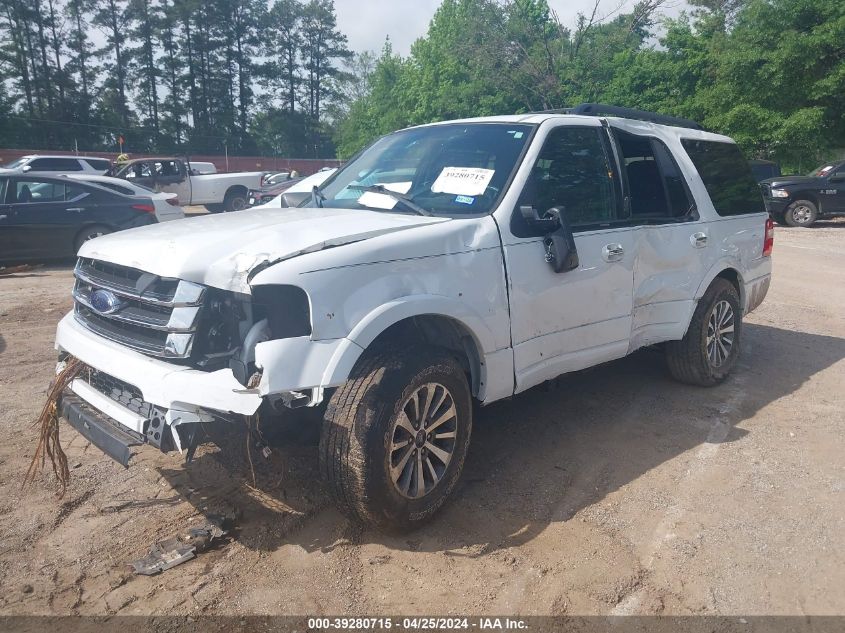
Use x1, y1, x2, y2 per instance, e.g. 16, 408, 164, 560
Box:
165, 196, 180, 206
763, 218, 774, 257
132, 203, 156, 214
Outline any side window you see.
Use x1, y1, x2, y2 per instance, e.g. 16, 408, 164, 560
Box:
28, 158, 83, 172
522, 127, 616, 227
126, 162, 152, 179
681, 139, 765, 216
653, 141, 695, 217
13, 179, 65, 203
0, 178, 7, 203
615, 131, 694, 220
64, 183, 90, 201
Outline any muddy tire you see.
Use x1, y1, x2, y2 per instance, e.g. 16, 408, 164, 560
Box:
784, 199, 818, 227
74, 225, 111, 254
320, 347, 472, 532
205, 203, 224, 214
666, 278, 742, 386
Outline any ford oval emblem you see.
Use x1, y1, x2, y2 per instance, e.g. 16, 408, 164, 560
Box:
90, 289, 125, 314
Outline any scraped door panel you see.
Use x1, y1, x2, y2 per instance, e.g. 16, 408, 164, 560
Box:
506, 227, 635, 393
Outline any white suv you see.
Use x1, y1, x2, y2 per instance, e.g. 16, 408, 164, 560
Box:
1, 154, 111, 175
55, 104, 772, 530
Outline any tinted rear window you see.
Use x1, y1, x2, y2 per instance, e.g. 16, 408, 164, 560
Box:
681, 140, 765, 216
29, 157, 83, 172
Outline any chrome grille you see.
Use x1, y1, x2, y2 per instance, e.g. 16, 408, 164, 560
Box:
73, 258, 206, 359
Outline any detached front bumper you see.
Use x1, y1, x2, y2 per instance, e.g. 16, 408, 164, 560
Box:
56, 312, 262, 416
56, 312, 263, 465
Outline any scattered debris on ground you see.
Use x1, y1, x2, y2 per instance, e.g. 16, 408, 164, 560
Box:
129, 517, 232, 575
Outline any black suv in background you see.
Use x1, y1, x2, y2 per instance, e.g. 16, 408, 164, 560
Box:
761, 160, 845, 227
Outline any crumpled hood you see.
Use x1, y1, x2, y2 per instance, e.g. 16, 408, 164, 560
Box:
79, 206, 449, 292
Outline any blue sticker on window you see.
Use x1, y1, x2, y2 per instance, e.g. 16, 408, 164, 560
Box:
455, 195, 475, 205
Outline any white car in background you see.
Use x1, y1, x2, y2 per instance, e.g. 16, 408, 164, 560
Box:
0, 154, 111, 175
255, 169, 337, 208
66, 174, 185, 223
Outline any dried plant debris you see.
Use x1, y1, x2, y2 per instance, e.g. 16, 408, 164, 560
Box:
129, 518, 232, 575
23, 356, 84, 498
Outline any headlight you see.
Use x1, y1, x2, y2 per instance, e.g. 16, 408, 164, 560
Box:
770, 188, 790, 198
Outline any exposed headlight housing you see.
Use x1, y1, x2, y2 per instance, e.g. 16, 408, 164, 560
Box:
770, 188, 790, 198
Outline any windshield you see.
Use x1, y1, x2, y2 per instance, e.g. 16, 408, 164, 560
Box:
2, 158, 29, 169
317, 123, 535, 216
808, 163, 838, 177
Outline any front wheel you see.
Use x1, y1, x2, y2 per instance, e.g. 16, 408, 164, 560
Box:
666, 278, 742, 386
784, 200, 818, 227
320, 347, 472, 531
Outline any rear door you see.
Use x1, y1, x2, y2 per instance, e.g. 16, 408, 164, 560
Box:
155, 159, 191, 204
609, 124, 711, 351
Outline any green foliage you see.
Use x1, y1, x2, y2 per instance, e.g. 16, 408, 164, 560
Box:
337, 0, 845, 170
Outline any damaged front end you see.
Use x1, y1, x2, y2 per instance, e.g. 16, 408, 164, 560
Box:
55, 257, 324, 467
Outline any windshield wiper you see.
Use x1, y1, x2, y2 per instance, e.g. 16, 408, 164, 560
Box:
311, 185, 325, 208
346, 184, 431, 216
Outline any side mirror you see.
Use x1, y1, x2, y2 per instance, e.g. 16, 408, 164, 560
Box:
520, 205, 579, 273
828, 174, 845, 183
21, 165, 31, 172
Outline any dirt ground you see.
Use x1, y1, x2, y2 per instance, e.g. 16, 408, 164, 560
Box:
0, 222, 843, 618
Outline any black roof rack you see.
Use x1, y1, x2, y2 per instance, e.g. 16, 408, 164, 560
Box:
570, 103, 703, 130
528, 103, 703, 130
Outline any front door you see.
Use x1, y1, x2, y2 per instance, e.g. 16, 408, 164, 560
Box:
501, 123, 635, 393
823, 164, 845, 213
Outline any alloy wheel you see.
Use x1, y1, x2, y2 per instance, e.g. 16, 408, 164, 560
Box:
389, 382, 458, 499
706, 300, 735, 368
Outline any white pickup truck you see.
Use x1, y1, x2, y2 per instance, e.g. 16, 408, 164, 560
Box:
111, 157, 263, 212
55, 104, 772, 531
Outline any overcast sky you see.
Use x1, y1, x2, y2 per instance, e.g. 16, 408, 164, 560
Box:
334, 0, 689, 56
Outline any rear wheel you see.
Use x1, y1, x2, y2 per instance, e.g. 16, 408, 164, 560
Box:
666, 278, 742, 386
784, 200, 818, 227
224, 190, 248, 212
320, 347, 472, 531
74, 225, 111, 254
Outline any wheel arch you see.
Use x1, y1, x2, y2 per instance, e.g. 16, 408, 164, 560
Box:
790, 191, 820, 209
683, 263, 745, 339
224, 184, 248, 200
321, 297, 498, 401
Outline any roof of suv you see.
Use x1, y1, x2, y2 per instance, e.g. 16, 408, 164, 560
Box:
420, 112, 734, 143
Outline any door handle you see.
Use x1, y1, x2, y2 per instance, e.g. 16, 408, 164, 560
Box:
66, 207, 85, 212
0, 214, 7, 221
691, 232, 708, 248
602, 243, 624, 262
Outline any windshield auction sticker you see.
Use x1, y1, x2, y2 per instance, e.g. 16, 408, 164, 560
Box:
431, 167, 495, 196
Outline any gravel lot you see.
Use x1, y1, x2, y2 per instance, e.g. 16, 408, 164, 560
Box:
0, 222, 843, 617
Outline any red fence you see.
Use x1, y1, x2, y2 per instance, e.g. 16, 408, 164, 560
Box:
0, 149, 342, 176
